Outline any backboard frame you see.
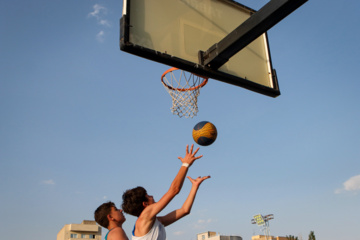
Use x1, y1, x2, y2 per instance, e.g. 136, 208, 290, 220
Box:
120, 0, 280, 97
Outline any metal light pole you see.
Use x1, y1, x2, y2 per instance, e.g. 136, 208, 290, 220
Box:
251, 214, 274, 240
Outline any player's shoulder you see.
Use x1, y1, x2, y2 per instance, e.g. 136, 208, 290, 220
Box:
108, 227, 127, 240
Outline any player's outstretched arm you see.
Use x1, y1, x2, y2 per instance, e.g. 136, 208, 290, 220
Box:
158, 175, 210, 227
140, 145, 203, 221
169, 144, 202, 195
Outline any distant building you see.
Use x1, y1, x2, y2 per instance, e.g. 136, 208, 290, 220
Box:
57, 220, 102, 240
252, 235, 288, 240
197, 231, 242, 240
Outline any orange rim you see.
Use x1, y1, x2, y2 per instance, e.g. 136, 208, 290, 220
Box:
161, 67, 208, 92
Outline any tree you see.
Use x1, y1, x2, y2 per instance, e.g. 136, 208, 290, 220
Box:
286, 235, 298, 240
308, 231, 316, 240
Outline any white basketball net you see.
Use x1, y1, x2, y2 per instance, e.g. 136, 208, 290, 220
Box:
161, 68, 208, 118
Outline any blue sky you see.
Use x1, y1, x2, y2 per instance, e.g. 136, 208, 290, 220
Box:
1, 0, 359, 240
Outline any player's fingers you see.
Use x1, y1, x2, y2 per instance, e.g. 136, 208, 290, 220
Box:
192, 147, 200, 155
189, 144, 194, 153
199, 176, 210, 182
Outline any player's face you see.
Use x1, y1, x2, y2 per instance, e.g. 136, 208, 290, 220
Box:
110, 206, 126, 223
146, 194, 155, 205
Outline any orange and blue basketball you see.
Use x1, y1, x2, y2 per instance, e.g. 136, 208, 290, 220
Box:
192, 121, 217, 146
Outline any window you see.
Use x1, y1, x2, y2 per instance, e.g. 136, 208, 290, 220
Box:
89, 235, 96, 239
81, 234, 86, 238
71, 234, 78, 238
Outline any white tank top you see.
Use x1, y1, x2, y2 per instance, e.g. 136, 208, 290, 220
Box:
132, 218, 166, 240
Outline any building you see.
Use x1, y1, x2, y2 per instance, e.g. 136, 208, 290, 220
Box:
197, 231, 242, 240
57, 220, 102, 240
252, 235, 288, 240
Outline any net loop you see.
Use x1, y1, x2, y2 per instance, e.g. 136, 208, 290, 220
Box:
161, 67, 208, 118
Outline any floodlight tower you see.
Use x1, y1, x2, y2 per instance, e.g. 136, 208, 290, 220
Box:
251, 214, 274, 240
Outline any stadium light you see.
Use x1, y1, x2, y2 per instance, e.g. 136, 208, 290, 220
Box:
251, 214, 274, 240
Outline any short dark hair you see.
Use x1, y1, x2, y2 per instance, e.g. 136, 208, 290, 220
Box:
122, 186, 148, 217
94, 201, 115, 228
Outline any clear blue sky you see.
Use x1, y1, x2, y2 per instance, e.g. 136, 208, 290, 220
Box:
1, 1, 359, 240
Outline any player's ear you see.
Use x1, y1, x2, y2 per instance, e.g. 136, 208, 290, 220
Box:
142, 202, 149, 208
107, 214, 113, 221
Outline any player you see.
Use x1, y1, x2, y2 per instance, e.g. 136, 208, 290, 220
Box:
94, 201, 129, 240
121, 144, 210, 240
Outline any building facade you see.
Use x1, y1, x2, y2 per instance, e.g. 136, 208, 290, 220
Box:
57, 220, 102, 240
251, 235, 288, 240
197, 231, 242, 240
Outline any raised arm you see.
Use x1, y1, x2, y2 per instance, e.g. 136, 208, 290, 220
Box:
158, 175, 210, 227
139, 145, 202, 221
168, 144, 203, 196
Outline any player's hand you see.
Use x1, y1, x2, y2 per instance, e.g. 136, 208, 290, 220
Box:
187, 176, 211, 187
178, 144, 203, 166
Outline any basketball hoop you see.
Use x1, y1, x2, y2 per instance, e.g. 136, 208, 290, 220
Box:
161, 67, 208, 118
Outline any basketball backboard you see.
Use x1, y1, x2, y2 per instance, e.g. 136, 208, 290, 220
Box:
120, 0, 305, 97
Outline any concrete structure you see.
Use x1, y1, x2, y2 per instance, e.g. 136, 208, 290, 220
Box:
252, 235, 288, 240
57, 220, 102, 240
197, 231, 242, 240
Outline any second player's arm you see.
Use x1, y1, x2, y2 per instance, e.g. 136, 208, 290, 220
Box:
158, 175, 210, 226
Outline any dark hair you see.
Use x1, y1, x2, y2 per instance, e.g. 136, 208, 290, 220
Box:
122, 186, 148, 217
94, 201, 115, 228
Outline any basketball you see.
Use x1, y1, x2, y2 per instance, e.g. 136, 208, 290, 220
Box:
192, 121, 217, 146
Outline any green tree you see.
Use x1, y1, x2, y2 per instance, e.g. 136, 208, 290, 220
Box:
308, 231, 316, 240
286, 235, 298, 240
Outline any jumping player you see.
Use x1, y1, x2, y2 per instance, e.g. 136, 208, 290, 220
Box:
121, 144, 210, 240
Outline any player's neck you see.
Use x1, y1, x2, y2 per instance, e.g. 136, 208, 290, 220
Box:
108, 222, 122, 231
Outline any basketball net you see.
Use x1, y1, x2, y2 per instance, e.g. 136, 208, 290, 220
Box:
161, 67, 208, 118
